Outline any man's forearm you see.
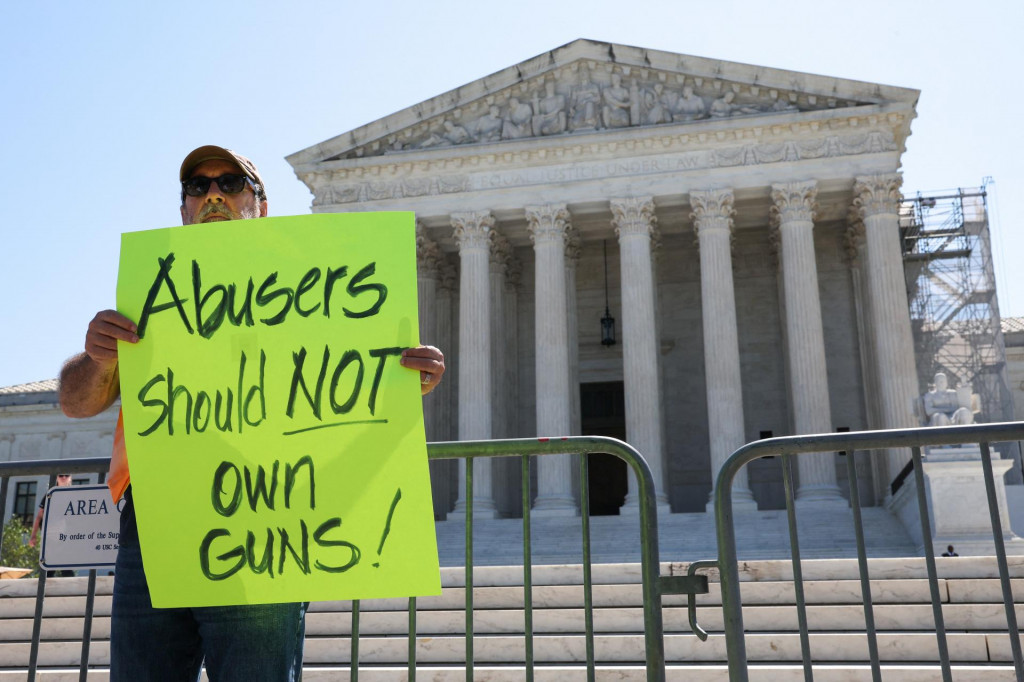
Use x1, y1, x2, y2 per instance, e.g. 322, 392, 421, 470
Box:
59, 353, 119, 418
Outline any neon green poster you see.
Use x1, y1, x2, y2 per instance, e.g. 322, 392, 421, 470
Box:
115, 212, 440, 607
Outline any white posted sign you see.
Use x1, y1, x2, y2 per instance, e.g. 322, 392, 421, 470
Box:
39, 485, 122, 570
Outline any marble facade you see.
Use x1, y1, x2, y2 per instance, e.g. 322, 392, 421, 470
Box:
285, 39, 922, 517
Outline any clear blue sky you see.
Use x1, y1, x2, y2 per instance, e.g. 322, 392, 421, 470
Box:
1, 0, 1021, 388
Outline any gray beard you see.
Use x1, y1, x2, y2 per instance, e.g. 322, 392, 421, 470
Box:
194, 202, 260, 223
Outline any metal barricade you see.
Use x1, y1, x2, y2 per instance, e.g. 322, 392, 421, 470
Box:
0, 457, 111, 682
349, 436, 671, 681
2, 438, 682, 680
706, 422, 1024, 682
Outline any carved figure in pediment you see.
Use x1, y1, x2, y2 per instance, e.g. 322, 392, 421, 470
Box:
673, 86, 707, 122
770, 98, 798, 113
643, 83, 672, 125
473, 105, 504, 143
710, 91, 761, 118
709, 91, 736, 117
569, 69, 601, 131
502, 97, 534, 140
417, 128, 446, 149
443, 120, 472, 145
532, 81, 566, 136
602, 73, 632, 129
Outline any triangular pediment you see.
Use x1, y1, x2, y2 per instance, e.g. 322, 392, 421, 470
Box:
287, 39, 918, 169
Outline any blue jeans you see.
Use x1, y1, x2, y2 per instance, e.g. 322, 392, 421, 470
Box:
110, 487, 306, 681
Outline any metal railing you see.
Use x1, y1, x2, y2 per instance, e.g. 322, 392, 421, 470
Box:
708, 422, 1024, 682
0, 457, 112, 682
353, 436, 672, 681
0, 437, 689, 680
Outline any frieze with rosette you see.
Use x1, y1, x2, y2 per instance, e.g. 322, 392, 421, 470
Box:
310, 126, 898, 206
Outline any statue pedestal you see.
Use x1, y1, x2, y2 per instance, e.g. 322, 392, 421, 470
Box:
887, 445, 1024, 555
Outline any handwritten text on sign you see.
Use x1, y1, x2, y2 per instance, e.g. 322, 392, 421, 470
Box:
116, 213, 439, 607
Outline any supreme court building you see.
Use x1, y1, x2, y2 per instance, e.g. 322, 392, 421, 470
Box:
285, 39, 924, 518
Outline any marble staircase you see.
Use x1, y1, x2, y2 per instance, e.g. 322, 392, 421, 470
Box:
434, 504, 920, 566
1, 554, 1022, 680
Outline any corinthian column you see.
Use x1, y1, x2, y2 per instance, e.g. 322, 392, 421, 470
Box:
527, 204, 576, 516
416, 221, 442, 442
490, 233, 512, 442
417, 223, 447, 518
690, 189, 756, 510
450, 211, 497, 519
566, 229, 583, 437
771, 182, 843, 505
611, 197, 668, 510
853, 173, 918, 482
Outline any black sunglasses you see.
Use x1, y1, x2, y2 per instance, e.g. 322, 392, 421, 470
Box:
181, 173, 256, 199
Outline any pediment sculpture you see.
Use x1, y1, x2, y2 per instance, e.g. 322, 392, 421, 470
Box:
365, 63, 852, 158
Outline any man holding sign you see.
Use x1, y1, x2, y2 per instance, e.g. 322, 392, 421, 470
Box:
58, 146, 445, 681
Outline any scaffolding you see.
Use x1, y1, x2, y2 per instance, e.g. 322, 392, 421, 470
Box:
900, 186, 1015, 428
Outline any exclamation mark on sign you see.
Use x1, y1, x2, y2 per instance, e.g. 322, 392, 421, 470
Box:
373, 488, 402, 568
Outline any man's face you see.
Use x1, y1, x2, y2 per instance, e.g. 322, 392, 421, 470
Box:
180, 158, 268, 226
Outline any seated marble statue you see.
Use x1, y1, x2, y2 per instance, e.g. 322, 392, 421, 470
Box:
532, 81, 566, 136
643, 84, 672, 125
673, 86, 706, 121
601, 73, 631, 129
442, 120, 472, 145
922, 372, 978, 426
502, 98, 534, 140
569, 70, 601, 131
473, 105, 504, 143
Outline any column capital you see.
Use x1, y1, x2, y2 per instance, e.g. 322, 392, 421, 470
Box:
525, 204, 571, 246
770, 180, 818, 228
438, 257, 459, 293
452, 211, 495, 253
689, 188, 735, 236
416, 220, 443, 277
844, 207, 866, 265
610, 196, 657, 239
489, 231, 513, 272
506, 257, 523, 289
565, 227, 582, 264
853, 173, 903, 219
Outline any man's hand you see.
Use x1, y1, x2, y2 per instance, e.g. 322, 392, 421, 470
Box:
59, 310, 139, 418
401, 346, 445, 396
85, 310, 139, 366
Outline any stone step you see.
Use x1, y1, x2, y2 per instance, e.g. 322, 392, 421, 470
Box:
3, 632, 1023, 667
4, 602, 1023, 641
2, 556, 1022, 600
3, 665, 1023, 682
430, 507, 926, 565
2, 556, 1022, 599
4, 577, 1021, 620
